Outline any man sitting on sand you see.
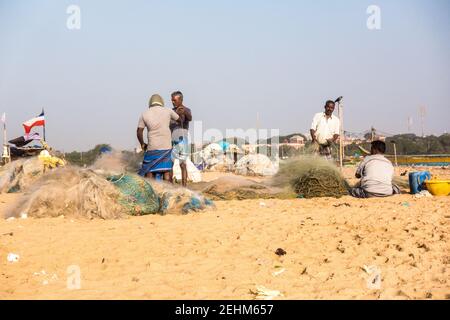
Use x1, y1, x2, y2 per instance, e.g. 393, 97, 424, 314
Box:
137, 94, 180, 181
350, 140, 400, 198
310, 100, 340, 160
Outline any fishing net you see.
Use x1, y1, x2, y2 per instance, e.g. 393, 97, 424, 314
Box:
94, 153, 213, 214
107, 174, 160, 216
292, 167, 349, 198
195, 176, 290, 200
4, 153, 215, 219
9, 168, 126, 219
272, 156, 350, 198
151, 181, 215, 214
0, 158, 45, 193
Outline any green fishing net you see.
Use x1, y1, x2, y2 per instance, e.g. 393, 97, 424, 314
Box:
292, 167, 349, 199
107, 174, 160, 216
273, 157, 350, 199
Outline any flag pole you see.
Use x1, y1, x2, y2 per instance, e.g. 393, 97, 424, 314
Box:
335, 97, 344, 169
42, 108, 46, 142
339, 101, 344, 169
2, 113, 10, 164
3, 117, 6, 146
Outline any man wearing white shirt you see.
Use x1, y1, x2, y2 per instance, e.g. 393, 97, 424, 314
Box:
310, 100, 340, 159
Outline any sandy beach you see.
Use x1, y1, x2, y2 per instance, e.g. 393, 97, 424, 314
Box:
1, 168, 449, 300
1, 0, 450, 306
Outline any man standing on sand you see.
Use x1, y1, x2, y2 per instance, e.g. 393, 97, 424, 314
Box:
310, 100, 340, 160
170, 91, 192, 187
137, 94, 180, 181
350, 140, 401, 198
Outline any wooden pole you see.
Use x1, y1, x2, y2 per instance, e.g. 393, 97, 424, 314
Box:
3, 118, 6, 146
338, 101, 344, 168
2, 113, 10, 164
42, 108, 46, 142
233, 137, 237, 164
393, 142, 398, 167
419, 106, 426, 138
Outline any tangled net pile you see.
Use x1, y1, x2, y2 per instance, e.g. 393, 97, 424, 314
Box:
152, 181, 214, 214
0, 158, 45, 193
4, 154, 214, 219
196, 176, 287, 200
11, 168, 127, 219
107, 174, 160, 216
272, 156, 349, 198
291, 167, 349, 198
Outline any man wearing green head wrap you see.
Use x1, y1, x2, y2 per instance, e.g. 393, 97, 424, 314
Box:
137, 94, 181, 181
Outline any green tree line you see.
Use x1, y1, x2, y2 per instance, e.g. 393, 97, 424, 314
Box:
345, 134, 450, 156
64, 144, 112, 166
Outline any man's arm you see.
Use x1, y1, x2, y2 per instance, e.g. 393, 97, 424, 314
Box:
171, 109, 182, 124
183, 107, 192, 122
355, 164, 362, 178
331, 119, 340, 143
175, 107, 188, 123
310, 114, 319, 143
178, 113, 185, 125
355, 158, 366, 178
310, 129, 317, 143
137, 115, 148, 151
137, 127, 147, 151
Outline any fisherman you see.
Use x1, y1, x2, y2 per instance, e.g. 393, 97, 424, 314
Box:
310, 100, 340, 160
170, 91, 192, 187
350, 140, 401, 198
137, 94, 180, 181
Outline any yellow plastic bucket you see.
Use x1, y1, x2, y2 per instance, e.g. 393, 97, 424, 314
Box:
425, 180, 450, 196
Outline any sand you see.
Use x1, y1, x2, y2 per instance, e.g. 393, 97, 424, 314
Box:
0, 167, 449, 300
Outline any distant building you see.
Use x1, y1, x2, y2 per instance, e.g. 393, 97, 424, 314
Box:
343, 137, 364, 146
276, 135, 306, 151
364, 135, 386, 142
289, 135, 305, 145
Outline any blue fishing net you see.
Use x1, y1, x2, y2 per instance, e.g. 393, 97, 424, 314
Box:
107, 174, 160, 215
159, 191, 215, 215
182, 197, 215, 214
107, 173, 214, 216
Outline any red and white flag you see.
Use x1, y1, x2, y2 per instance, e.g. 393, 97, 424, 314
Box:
23, 110, 45, 134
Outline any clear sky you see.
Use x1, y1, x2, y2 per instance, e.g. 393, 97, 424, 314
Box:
1, 0, 449, 151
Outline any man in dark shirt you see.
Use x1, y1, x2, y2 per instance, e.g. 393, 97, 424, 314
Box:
170, 91, 192, 186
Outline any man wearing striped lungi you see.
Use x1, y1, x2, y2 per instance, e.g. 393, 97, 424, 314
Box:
137, 94, 180, 181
